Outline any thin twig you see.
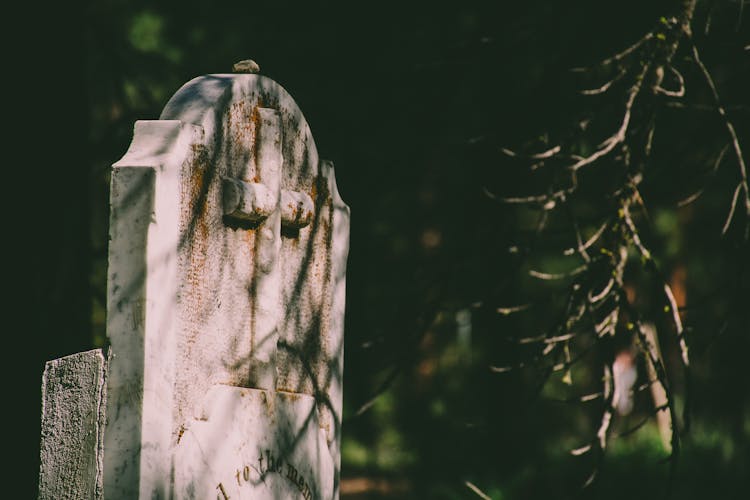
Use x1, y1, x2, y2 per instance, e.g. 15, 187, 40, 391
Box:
465, 481, 493, 500
571, 33, 654, 72
623, 299, 681, 462
588, 277, 615, 304
580, 66, 629, 95
676, 144, 728, 207
622, 205, 690, 369
529, 264, 587, 281
563, 222, 609, 256
663, 282, 687, 360
565, 203, 592, 263
490, 363, 523, 373
621, 205, 652, 260
738, 0, 745, 32
721, 183, 743, 235
548, 391, 603, 404
516, 332, 576, 345
496, 303, 532, 315
570, 64, 649, 171
664, 102, 749, 112
644, 120, 656, 158
617, 404, 669, 437
482, 186, 571, 207
594, 307, 620, 337
692, 43, 750, 239
353, 364, 402, 417
572, 364, 614, 488
655, 65, 686, 97
500, 145, 561, 159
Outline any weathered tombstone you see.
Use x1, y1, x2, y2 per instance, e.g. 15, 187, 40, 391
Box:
38, 350, 107, 499
38, 63, 350, 500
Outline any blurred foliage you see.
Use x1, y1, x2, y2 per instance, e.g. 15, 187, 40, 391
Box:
14, 0, 749, 498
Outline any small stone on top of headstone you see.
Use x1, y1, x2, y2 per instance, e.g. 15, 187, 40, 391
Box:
232, 59, 260, 73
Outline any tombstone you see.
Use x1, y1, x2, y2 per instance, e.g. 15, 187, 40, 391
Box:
38, 63, 350, 500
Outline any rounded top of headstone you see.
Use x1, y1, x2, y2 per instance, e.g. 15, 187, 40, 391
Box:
158, 69, 348, 213
232, 59, 260, 73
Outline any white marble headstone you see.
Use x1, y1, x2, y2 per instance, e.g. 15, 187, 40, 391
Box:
104, 73, 349, 499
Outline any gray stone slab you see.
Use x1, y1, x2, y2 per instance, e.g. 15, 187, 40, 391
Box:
38, 349, 107, 500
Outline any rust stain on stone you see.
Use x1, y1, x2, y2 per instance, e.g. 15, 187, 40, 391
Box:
177, 424, 186, 444
249, 104, 262, 182
275, 389, 302, 402
180, 143, 214, 347
310, 176, 318, 201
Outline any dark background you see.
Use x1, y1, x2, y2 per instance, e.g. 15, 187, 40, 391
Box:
8, 0, 748, 498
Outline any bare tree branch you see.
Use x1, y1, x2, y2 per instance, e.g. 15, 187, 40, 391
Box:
722, 183, 744, 235
692, 43, 750, 238
529, 264, 587, 281
500, 145, 561, 159
563, 222, 609, 257
677, 144, 729, 207
655, 65, 686, 97
465, 481, 493, 500
570, 64, 649, 172
496, 303, 532, 315
571, 32, 654, 72
580, 66, 629, 95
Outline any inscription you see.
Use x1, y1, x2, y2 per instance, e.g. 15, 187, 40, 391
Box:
216, 449, 315, 500
216, 482, 230, 500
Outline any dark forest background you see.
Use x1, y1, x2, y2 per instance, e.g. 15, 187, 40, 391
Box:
7, 0, 749, 498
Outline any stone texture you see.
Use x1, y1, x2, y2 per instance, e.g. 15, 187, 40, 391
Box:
174, 385, 333, 499
104, 120, 204, 498
38, 349, 107, 500
102, 73, 349, 498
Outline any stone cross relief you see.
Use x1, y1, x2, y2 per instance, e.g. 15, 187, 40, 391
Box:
38, 66, 349, 500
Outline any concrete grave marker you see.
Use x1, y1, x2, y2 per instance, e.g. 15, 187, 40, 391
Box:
38, 66, 349, 500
